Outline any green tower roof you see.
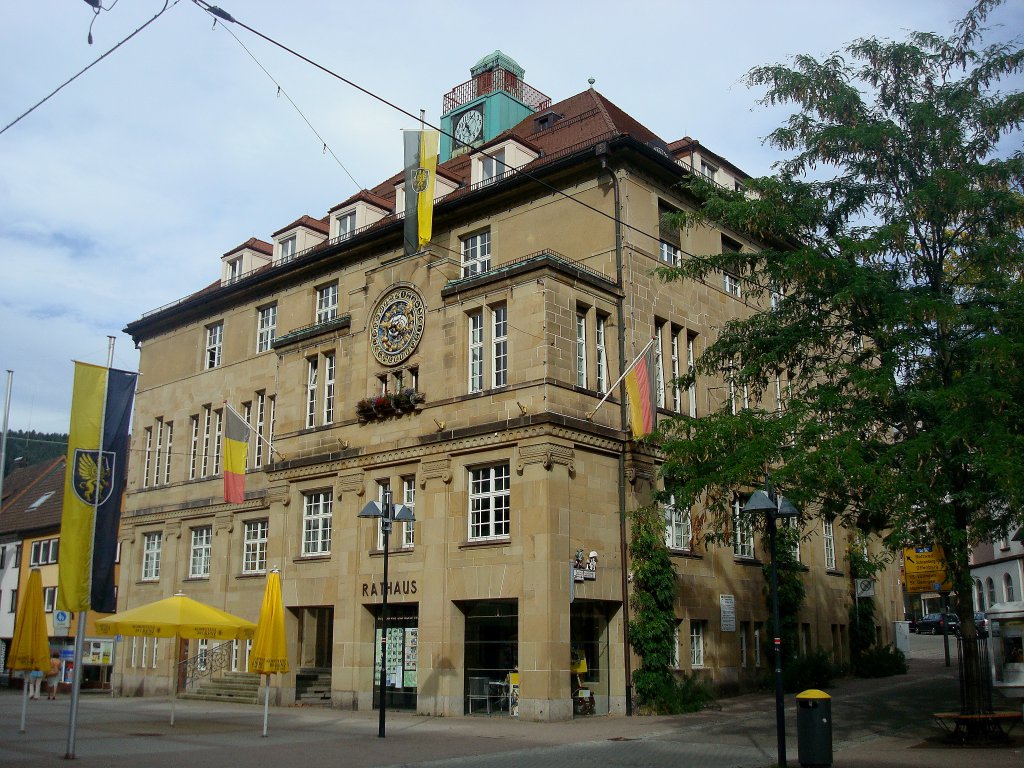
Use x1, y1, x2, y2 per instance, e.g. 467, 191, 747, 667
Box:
470, 50, 525, 79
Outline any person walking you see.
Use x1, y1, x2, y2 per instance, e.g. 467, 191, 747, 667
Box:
28, 669, 43, 699
46, 652, 60, 700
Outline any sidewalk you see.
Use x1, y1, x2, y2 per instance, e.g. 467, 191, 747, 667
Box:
0, 633, 1020, 767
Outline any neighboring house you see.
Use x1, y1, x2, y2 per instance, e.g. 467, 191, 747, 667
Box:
0, 456, 120, 689
119, 51, 900, 720
971, 529, 1023, 613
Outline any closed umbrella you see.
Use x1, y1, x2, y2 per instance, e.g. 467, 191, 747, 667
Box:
249, 570, 289, 737
9, 569, 50, 733
95, 592, 255, 725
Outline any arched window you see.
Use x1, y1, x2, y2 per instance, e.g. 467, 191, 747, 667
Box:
987, 577, 997, 606
1004, 574, 1015, 603
975, 579, 985, 610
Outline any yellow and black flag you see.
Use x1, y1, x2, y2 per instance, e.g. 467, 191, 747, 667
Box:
403, 129, 439, 257
58, 362, 137, 614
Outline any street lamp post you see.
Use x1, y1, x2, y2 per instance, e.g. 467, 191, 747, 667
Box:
743, 478, 799, 768
359, 489, 415, 738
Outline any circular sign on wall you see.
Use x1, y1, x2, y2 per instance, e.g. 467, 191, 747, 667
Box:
370, 286, 426, 366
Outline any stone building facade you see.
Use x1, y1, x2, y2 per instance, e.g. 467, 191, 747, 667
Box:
118, 53, 900, 720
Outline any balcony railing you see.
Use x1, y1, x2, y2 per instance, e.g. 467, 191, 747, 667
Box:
443, 70, 550, 114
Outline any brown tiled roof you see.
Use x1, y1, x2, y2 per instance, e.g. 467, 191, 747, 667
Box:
223, 237, 272, 258
328, 189, 394, 214
272, 215, 330, 238
0, 457, 65, 536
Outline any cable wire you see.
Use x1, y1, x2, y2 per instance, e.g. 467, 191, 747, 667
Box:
1, 1, 178, 137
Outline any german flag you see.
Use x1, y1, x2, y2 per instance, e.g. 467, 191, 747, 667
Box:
403, 129, 439, 257
58, 362, 137, 613
625, 340, 657, 439
223, 405, 249, 504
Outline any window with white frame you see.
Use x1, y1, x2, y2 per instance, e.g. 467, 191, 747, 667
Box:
212, 409, 223, 474
723, 271, 742, 297
265, 396, 276, 467
306, 357, 318, 429
163, 421, 173, 484
205, 322, 223, 369
823, 520, 836, 570
316, 283, 338, 325
686, 332, 697, 418
658, 203, 682, 266
733, 500, 754, 559
226, 256, 243, 283
196, 638, 209, 671
189, 526, 212, 578
461, 230, 491, 277
189, 414, 199, 480
243, 519, 269, 574
30, 538, 59, 566
154, 419, 164, 487
469, 464, 511, 540
302, 491, 332, 556
257, 304, 277, 353
787, 517, 801, 561
9, 589, 18, 612
654, 322, 666, 408
43, 586, 57, 612
323, 353, 336, 424
402, 476, 416, 548
575, 312, 587, 388
480, 149, 505, 185
253, 392, 266, 469
673, 623, 681, 668
492, 305, 507, 388
690, 620, 706, 667
659, 240, 681, 266
375, 481, 392, 551
142, 532, 162, 581
664, 495, 691, 550
700, 159, 718, 181
468, 311, 484, 393
201, 405, 212, 477
671, 328, 682, 413
280, 235, 296, 262
596, 314, 608, 393
336, 210, 356, 240
1005, 574, 1016, 602
142, 427, 153, 487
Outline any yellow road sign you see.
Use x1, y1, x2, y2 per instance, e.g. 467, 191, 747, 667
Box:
903, 545, 952, 593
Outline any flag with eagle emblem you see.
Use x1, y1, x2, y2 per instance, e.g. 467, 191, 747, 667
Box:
58, 362, 137, 613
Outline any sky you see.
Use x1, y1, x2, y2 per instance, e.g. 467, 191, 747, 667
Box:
1, 0, 1020, 434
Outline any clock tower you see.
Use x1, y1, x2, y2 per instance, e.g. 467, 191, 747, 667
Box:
439, 51, 551, 162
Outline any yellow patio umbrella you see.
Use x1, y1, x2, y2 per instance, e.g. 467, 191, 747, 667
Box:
95, 592, 255, 725
249, 570, 289, 737
9, 569, 51, 733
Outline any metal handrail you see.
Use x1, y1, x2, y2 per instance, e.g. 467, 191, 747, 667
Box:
178, 639, 236, 690
443, 70, 550, 114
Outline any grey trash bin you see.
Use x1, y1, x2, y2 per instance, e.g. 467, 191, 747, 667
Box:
796, 689, 832, 767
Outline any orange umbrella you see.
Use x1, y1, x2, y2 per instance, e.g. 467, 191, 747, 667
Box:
9, 569, 50, 733
250, 570, 289, 736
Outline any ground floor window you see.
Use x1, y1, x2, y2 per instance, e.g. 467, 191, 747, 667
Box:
461, 600, 518, 715
372, 604, 418, 711
570, 601, 613, 716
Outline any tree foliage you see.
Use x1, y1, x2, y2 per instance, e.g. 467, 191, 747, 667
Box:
2, 430, 68, 478
658, 0, 1023, 713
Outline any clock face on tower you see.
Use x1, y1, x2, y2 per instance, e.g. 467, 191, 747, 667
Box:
370, 287, 426, 366
454, 107, 484, 146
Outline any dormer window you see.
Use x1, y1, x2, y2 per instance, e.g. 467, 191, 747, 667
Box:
280, 235, 297, 262
225, 257, 243, 284
480, 149, 505, 186
336, 211, 356, 241
470, 139, 536, 187
533, 111, 562, 132
700, 159, 718, 182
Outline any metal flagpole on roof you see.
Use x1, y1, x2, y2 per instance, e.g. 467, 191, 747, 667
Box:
0, 370, 13, 507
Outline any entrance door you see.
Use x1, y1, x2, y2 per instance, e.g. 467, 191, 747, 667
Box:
298, 606, 333, 670
372, 604, 419, 710
570, 601, 611, 716
462, 600, 518, 715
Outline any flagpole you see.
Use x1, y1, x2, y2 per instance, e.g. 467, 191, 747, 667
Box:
585, 337, 655, 420
223, 401, 284, 461
66, 337, 115, 759
0, 370, 13, 509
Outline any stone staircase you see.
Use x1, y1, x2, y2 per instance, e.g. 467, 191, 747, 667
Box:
295, 668, 332, 705
179, 671, 260, 705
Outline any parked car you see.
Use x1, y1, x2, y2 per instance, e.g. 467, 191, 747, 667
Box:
908, 617, 918, 633
973, 611, 990, 638
916, 612, 961, 635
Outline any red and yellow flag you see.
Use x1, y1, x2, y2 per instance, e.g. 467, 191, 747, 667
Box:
223, 406, 249, 504
625, 342, 657, 439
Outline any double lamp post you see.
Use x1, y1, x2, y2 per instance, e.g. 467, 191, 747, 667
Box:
359, 487, 415, 738
742, 477, 800, 768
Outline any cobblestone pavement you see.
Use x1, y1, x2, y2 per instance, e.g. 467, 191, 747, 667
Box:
0, 633, 1020, 767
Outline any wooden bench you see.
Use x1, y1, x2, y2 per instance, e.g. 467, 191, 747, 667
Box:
933, 711, 1022, 742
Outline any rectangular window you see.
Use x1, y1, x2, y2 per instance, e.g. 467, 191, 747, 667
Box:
316, 283, 339, 325
596, 314, 608, 393
302, 492, 332, 556
154, 419, 164, 487
253, 393, 266, 469
163, 421, 173, 484
142, 532, 162, 581
142, 427, 153, 488
243, 519, 268, 574
733, 500, 754, 559
824, 520, 836, 570
257, 304, 277, 353
265, 396, 276, 467
690, 620, 706, 667
323, 353, 336, 424
205, 322, 223, 369
212, 409, 223, 475
481, 149, 505, 185
654, 322, 666, 408
306, 357, 318, 429
9, 589, 18, 612
687, 332, 697, 418
189, 526, 212, 578
30, 539, 59, 566
723, 272, 742, 297
280, 235, 296, 262
189, 415, 199, 480
468, 311, 484, 393
740, 622, 749, 669
336, 210, 356, 240
226, 256, 243, 283
461, 230, 491, 277
402, 476, 416, 549
788, 517, 801, 562
659, 240, 681, 266
492, 306, 507, 389
671, 329, 682, 413
700, 159, 718, 181
469, 464, 511, 540
201, 406, 212, 477
376, 481, 391, 551
721, 235, 742, 297
664, 495, 691, 550
575, 312, 587, 388
44, 586, 57, 613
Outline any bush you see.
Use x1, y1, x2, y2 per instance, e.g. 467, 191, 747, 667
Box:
636, 672, 715, 714
782, 648, 839, 692
853, 644, 907, 678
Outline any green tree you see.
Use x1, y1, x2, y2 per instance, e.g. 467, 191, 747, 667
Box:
3, 430, 68, 477
659, 0, 1023, 715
